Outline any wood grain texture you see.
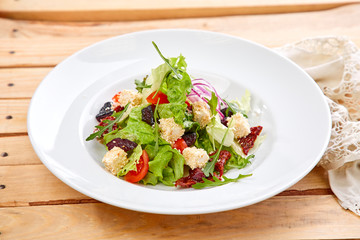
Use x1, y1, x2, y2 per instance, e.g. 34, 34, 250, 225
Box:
1, 4, 360, 67
0, 165, 89, 207
0, 68, 51, 98
0, 164, 329, 207
1, 197, 359, 240
0, 136, 41, 165
0, 0, 359, 21
0, 100, 29, 134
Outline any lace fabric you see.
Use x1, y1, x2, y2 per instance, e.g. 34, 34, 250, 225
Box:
277, 36, 360, 216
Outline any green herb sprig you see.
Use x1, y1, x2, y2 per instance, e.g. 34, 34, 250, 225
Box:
192, 173, 252, 189
135, 76, 151, 93
203, 118, 234, 176
223, 99, 248, 118
152, 41, 181, 79
153, 98, 161, 154
86, 103, 130, 141
205, 92, 218, 117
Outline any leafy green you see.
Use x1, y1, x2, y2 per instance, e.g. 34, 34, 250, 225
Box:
160, 167, 175, 186
152, 41, 181, 79
135, 76, 151, 93
228, 90, 251, 116
148, 145, 174, 178
141, 63, 171, 101
147, 145, 185, 185
195, 129, 213, 153
205, 92, 218, 116
86, 103, 130, 141
105, 105, 154, 145
153, 99, 160, 155
151, 42, 192, 104
206, 116, 234, 148
169, 149, 185, 180
203, 118, 234, 177
192, 173, 252, 189
158, 103, 187, 126
223, 99, 246, 118
225, 153, 254, 170
117, 144, 142, 177
140, 172, 158, 185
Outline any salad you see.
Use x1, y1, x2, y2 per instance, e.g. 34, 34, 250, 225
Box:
86, 42, 265, 189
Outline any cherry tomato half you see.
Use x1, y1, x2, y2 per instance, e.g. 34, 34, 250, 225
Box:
124, 150, 149, 183
172, 138, 188, 153
146, 91, 169, 104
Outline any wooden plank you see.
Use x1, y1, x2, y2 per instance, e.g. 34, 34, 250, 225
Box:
1, 196, 359, 240
0, 0, 358, 21
0, 38, 101, 68
0, 100, 29, 134
0, 136, 41, 165
0, 4, 360, 67
0, 68, 51, 99
0, 165, 89, 207
0, 164, 329, 207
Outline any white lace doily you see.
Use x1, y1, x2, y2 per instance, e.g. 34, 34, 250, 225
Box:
277, 36, 360, 216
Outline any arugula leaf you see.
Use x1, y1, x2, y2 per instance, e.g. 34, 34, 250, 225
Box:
135, 76, 151, 93
153, 99, 161, 154
224, 99, 248, 118
203, 118, 233, 176
152, 41, 181, 79
205, 92, 218, 116
226, 153, 254, 170
86, 103, 130, 141
192, 173, 252, 189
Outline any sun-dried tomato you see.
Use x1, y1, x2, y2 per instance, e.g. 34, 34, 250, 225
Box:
238, 126, 263, 155
214, 150, 232, 177
113, 105, 124, 113
175, 168, 206, 188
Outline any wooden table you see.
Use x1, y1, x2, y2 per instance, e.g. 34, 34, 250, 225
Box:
1, 1, 360, 239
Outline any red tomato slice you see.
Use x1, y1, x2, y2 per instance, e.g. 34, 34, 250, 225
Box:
172, 138, 188, 153
124, 150, 149, 183
146, 91, 169, 104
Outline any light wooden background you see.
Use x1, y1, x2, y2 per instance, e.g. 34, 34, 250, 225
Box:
1, 1, 360, 239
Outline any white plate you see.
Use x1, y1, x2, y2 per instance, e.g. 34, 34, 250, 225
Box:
28, 30, 331, 215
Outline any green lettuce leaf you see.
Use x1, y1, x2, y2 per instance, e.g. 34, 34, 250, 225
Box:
158, 103, 187, 126
195, 129, 213, 153
229, 90, 251, 115
147, 145, 185, 185
141, 172, 158, 185
104, 106, 155, 145
166, 71, 192, 104
206, 116, 234, 147
141, 63, 171, 101
148, 145, 173, 178
160, 167, 175, 186
169, 149, 185, 180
